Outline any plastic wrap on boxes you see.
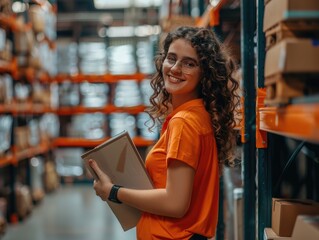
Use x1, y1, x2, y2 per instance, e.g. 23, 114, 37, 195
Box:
107, 44, 137, 74
44, 10, 57, 41
79, 42, 108, 74
28, 119, 40, 147
68, 113, 107, 139
50, 82, 59, 109
109, 113, 137, 138
140, 78, 153, 106
137, 41, 155, 74
38, 41, 57, 76
59, 82, 80, 107
80, 82, 109, 107
0, 28, 6, 51
114, 80, 142, 107
30, 157, 45, 202
54, 148, 85, 177
39, 113, 60, 140
14, 82, 30, 102
0, 115, 12, 155
57, 41, 78, 74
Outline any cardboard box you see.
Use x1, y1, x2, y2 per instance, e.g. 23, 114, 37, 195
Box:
264, 38, 319, 78
263, 0, 319, 32
291, 215, 319, 240
264, 228, 291, 240
81, 131, 154, 231
272, 198, 319, 237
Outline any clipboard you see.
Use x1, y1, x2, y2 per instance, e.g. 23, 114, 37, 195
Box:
81, 131, 154, 231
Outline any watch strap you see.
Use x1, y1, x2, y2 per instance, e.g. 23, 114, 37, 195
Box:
108, 185, 122, 204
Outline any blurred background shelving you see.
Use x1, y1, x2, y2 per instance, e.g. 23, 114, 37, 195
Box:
1, 0, 319, 240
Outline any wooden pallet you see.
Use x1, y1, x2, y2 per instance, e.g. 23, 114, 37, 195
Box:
265, 20, 319, 50
264, 74, 319, 106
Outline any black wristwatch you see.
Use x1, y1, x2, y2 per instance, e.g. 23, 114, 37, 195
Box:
108, 185, 122, 204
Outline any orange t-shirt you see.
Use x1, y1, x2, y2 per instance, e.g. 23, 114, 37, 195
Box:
136, 99, 220, 240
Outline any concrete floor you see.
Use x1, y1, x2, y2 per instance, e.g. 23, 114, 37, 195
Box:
2, 185, 136, 240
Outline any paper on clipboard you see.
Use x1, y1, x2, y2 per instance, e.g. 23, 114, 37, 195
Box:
81, 131, 154, 231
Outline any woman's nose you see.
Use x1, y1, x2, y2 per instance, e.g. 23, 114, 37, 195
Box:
170, 61, 182, 73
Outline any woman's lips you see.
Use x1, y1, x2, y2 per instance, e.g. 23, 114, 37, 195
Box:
168, 75, 184, 83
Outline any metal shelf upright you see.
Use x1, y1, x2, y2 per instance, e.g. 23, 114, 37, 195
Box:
256, 0, 272, 240
256, 0, 319, 239
240, 0, 257, 239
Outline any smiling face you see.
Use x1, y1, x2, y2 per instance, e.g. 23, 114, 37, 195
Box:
162, 39, 202, 108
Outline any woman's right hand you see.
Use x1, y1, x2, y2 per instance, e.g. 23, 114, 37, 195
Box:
89, 159, 113, 201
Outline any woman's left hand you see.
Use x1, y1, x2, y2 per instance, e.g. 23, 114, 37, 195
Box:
89, 159, 113, 201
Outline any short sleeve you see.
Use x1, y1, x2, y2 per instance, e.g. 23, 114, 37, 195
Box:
166, 117, 200, 169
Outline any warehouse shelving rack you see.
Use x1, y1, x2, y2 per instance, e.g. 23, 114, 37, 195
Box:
241, 0, 319, 239
53, 72, 156, 179
0, 2, 59, 223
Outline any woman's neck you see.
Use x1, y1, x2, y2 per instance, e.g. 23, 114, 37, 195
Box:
171, 95, 199, 109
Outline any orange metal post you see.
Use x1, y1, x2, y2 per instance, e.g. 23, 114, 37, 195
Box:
256, 88, 267, 148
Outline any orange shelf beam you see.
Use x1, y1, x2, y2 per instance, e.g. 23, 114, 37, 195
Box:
53, 137, 109, 148
53, 137, 154, 148
196, 0, 227, 27
0, 59, 16, 74
0, 155, 14, 167
133, 136, 155, 147
55, 73, 147, 83
1, 102, 55, 114
259, 103, 319, 144
57, 105, 146, 115
15, 142, 51, 162
14, 67, 53, 83
0, 142, 51, 167
8, 102, 56, 115
0, 14, 22, 31
0, 104, 10, 113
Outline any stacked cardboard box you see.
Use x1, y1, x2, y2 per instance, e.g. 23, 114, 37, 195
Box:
263, 198, 319, 240
291, 215, 319, 240
263, 0, 319, 105
264, 228, 290, 240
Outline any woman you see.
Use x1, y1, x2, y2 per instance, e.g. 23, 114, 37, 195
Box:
89, 26, 240, 240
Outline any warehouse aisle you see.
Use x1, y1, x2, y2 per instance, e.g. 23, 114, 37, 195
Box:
2, 185, 136, 240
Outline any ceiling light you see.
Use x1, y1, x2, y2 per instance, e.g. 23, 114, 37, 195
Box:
12, 1, 28, 13
107, 26, 135, 37
105, 25, 161, 38
94, 0, 163, 9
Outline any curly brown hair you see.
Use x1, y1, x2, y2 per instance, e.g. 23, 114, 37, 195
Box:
147, 26, 240, 169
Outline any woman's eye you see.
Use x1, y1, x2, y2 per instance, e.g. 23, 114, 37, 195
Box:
166, 57, 176, 64
183, 61, 196, 68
